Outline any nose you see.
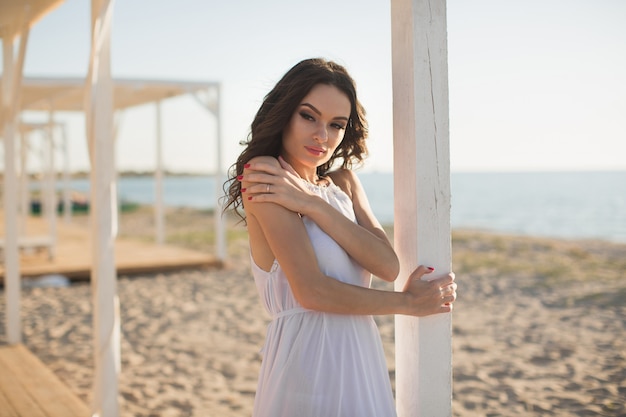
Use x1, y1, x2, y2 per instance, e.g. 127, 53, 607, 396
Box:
314, 123, 328, 143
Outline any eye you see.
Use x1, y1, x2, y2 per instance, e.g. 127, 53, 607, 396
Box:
299, 111, 315, 121
331, 122, 346, 130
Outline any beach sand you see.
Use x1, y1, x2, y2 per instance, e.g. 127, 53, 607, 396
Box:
1, 207, 625, 416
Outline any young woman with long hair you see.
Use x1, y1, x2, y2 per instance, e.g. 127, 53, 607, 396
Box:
224, 58, 456, 417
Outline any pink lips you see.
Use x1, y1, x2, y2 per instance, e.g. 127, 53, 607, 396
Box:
305, 146, 326, 156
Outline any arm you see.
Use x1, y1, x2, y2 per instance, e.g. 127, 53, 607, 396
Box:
243, 156, 456, 316
243, 158, 399, 281
322, 168, 399, 281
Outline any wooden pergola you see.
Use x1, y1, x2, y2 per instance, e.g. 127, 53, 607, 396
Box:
1, 0, 452, 415
6, 76, 225, 250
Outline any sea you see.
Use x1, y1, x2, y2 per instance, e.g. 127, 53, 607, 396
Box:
59, 171, 626, 244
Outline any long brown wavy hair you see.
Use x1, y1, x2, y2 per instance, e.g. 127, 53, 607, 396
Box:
223, 58, 369, 222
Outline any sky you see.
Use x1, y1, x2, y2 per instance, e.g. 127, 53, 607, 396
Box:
3, 0, 626, 173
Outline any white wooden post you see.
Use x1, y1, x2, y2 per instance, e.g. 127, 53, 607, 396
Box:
2, 14, 30, 345
391, 0, 452, 416
154, 100, 165, 244
214, 85, 226, 262
2, 36, 21, 344
61, 124, 72, 223
46, 110, 58, 253
19, 126, 29, 233
192, 86, 226, 261
86, 0, 120, 415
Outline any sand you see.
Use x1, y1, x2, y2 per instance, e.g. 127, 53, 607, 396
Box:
1, 207, 625, 416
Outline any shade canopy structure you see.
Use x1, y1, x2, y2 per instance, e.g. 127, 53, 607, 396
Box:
3, 76, 220, 112
0, 0, 64, 39
1, 75, 226, 251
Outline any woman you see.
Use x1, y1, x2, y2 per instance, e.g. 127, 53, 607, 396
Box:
224, 58, 456, 417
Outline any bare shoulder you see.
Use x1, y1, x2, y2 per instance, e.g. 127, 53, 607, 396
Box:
245, 155, 280, 167
326, 168, 361, 200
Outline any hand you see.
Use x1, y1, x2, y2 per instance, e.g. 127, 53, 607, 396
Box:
241, 156, 319, 215
402, 265, 457, 316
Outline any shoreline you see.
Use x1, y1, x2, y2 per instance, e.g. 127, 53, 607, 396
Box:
1, 207, 625, 416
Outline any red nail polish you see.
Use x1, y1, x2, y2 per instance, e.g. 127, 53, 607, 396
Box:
248, 196, 252, 200
244, 163, 251, 168
241, 188, 246, 193
237, 175, 243, 180
428, 267, 435, 271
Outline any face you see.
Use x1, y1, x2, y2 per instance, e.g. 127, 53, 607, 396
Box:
281, 83, 351, 176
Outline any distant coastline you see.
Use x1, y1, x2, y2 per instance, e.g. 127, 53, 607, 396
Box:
5, 168, 626, 182
1, 170, 219, 181
9, 170, 626, 244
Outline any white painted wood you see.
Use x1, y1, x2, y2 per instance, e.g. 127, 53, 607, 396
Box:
191, 86, 226, 261
214, 85, 226, 261
113, 112, 123, 224
45, 110, 57, 257
19, 127, 29, 233
154, 100, 165, 245
60, 124, 72, 223
0, 236, 54, 261
1, 13, 30, 345
391, 0, 452, 416
86, 0, 120, 415
2, 52, 21, 344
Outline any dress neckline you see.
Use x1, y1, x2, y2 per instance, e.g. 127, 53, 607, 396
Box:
302, 179, 340, 192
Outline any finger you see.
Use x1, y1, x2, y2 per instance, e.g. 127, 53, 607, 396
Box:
239, 172, 279, 185
432, 273, 454, 286
442, 293, 456, 304
409, 265, 435, 281
440, 304, 453, 313
252, 183, 276, 194
247, 183, 275, 195
243, 161, 282, 176
441, 282, 457, 294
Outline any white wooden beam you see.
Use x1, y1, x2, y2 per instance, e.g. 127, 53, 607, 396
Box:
86, 0, 120, 415
391, 0, 452, 416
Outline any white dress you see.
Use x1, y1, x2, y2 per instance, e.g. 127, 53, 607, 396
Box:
250, 183, 397, 417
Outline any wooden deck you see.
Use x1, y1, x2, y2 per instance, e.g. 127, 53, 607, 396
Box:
0, 213, 222, 281
0, 344, 89, 417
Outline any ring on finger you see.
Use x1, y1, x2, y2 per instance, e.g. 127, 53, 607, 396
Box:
266, 184, 270, 193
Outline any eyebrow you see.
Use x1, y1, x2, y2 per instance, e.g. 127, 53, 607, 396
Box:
301, 102, 349, 121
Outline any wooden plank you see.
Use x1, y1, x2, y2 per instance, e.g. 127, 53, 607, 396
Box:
0, 236, 54, 262
0, 212, 221, 281
0, 389, 21, 417
0, 344, 89, 416
391, 0, 453, 416
0, 344, 89, 417
0, 236, 54, 248
0, 347, 47, 417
